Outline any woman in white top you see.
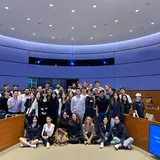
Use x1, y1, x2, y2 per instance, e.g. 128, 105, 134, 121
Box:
41, 116, 55, 149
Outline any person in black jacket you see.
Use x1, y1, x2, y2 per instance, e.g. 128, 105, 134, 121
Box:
0, 90, 10, 112
109, 93, 124, 127
121, 95, 131, 114
69, 113, 82, 144
19, 116, 41, 148
47, 91, 59, 125
99, 116, 112, 149
111, 116, 134, 150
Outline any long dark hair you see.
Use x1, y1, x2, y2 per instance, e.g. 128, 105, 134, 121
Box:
51, 91, 58, 102
39, 90, 50, 102
30, 115, 39, 125
69, 113, 80, 126
113, 92, 120, 105
121, 95, 129, 105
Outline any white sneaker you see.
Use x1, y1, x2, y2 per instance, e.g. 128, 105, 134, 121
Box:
20, 144, 24, 148
39, 140, 43, 144
31, 144, 37, 149
128, 145, 132, 150
114, 144, 119, 150
46, 142, 50, 149
100, 142, 104, 149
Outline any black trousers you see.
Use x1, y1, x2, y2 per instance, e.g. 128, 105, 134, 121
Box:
43, 137, 54, 146
69, 135, 84, 144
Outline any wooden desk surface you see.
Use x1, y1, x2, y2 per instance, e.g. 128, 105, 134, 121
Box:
0, 115, 24, 152
124, 114, 160, 151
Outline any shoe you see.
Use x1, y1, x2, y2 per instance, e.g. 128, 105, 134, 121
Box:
110, 140, 115, 145
31, 144, 37, 149
97, 138, 101, 143
100, 142, 104, 149
20, 144, 24, 148
128, 145, 132, 150
114, 144, 119, 150
46, 142, 50, 149
84, 141, 87, 145
39, 140, 43, 144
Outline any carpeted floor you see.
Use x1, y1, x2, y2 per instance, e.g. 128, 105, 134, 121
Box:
0, 144, 157, 160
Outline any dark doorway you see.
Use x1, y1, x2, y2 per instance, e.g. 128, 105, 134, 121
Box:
66, 79, 79, 88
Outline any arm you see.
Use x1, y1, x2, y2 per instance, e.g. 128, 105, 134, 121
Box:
132, 102, 139, 118
41, 126, 46, 139
58, 99, 62, 116
71, 97, 74, 113
127, 95, 132, 104
48, 124, 55, 137
82, 98, 85, 114
106, 99, 110, 113
33, 125, 41, 140
7, 99, 14, 109
82, 125, 88, 139
119, 125, 127, 144
89, 124, 95, 140
120, 103, 124, 121
99, 125, 105, 139
96, 105, 98, 116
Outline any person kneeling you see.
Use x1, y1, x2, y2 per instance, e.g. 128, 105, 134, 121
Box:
19, 116, 41, 149
111, 116, 134, 150
82, 116, 97, 145
41, 116, 55, 149
99, 116, 111, 149
69, 114, 83, 144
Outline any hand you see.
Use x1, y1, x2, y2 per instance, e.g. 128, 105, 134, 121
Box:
87, 139, 91, 144
43, 136, 48, 140
105, 137, 108, 141
64, 132, 68, 135
96, 113, 98, 117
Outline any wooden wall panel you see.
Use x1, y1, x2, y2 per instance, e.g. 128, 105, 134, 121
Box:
0, 115, 24, 152
124, 114, 160, 151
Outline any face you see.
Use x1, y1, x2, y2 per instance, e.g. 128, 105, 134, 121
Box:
67, 88, 72, 92
120, 89, 125, 95
72, 84, 76, 89
62, 93, 66, 99
95, 82, 100, 88
4, 85, 8, 90
88, 84, 92, 89
100, 91, 104, 97
52, 92, 56, 99
69, 92, 73, 98
43, 92, 47, 97
7, 85, 10, 90
46, 117, 52, 123
72, 114, 77, 121
103, 117, 108, 125
83, 82, 87, 87
122, 96, 127, 102
13, 91, 18, 98
33, 117, 37, 124
105, 85, 110, 91
25, 89, 30, 95
76, 89, 81, 95
115, 117, 120, 124
38, 86, 42, 92
88, 90, 92, 96
78, 83, 82, 89
5, 91, 10, 97
56, 84, 60, 89
108, 88, 113, 95
63, 112, 67, 119
86, 117, 91, 124
136, 96, 141, 101
59, 87, 63, 91
36, 92, 40, 99
82, 89, 86, 95
47, 89, 52, 96
30, 93, 35, 99
114, 93, 118, 100
13, 86, 18, 90
32, 88, 36, 93
45, 83, 50, 88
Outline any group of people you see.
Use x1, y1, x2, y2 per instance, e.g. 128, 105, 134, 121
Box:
0, 81, 145, 150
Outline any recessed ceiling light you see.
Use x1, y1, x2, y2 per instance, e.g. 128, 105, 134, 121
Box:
93, 5, 97, 8
135, 10, 139, 12
71, 10, 75, 13
49, 24, 52, 27
5, 7, 9, 10
71, 27, 75, 29
71, 38, 74, 40
50, 4, 53, 7
130, 30, 133, 32
27, 18, 30, 21
115, 20, 118, 23
52, 36, 54, 39
93, 25, 96, 28
109, 34, 112, 37
33, 33, 35, 36
90, 37, 93, 39
151, 22, 155, 25
11, 28, 14, 30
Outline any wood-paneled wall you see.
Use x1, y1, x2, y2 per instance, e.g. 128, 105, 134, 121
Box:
0, 115, 24, 152
127, 90, 160, 107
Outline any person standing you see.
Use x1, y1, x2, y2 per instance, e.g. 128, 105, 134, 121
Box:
7, 90, 22, 114
132, 93, 145, 118
71, 88, 85, 122
96, 89, 110, 126
119, 87, 132, 104
121, 95, 131, 114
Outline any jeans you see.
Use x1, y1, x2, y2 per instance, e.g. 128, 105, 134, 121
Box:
100, 132, 109, 143
110, 118, 115, 128
113, 137, 134, 147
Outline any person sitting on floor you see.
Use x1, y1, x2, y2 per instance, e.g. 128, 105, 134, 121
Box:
99, 116, 112, 149
69, 113, 83, 144
82, 116, 97, 145
41, 116, 55, 149
54, 111, 70, 146
111, 116, 134, 150
19, 116, 41, 149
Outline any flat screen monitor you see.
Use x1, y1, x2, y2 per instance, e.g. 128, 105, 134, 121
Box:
149, 124, 160, 157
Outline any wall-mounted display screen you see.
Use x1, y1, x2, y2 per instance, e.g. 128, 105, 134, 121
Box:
149, 124, 160, 157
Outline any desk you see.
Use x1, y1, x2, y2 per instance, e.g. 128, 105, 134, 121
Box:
124, 114, 160, 151
0, 115, 24, 152
145, 108, 160, 122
